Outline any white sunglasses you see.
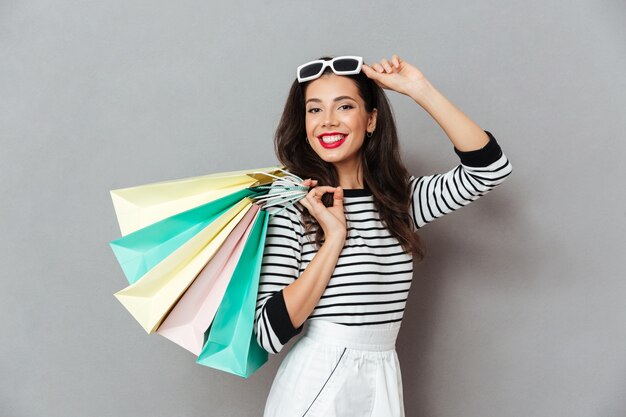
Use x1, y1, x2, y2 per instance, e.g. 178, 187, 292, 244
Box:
296, 56, 363, 83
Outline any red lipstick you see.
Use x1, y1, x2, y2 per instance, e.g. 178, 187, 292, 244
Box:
317, 132, 347, 149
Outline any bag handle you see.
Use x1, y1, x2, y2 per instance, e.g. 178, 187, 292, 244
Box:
249, 168, 309, 217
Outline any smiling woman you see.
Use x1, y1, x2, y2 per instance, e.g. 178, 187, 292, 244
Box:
254, 55, 513, 417
304, 78, 377, 174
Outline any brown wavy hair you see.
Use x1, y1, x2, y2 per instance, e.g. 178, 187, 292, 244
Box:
274, 56, 425, 261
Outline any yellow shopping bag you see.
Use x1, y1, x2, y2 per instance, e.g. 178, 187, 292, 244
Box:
110, 166, 285, 236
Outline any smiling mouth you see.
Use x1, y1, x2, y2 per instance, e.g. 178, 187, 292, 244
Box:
318, 134, 347, 148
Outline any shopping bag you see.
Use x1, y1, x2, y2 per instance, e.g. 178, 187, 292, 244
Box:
156, 204, 260, 355
196, 208, 270, 378
114, 197, 253, 333
109, 166, 308, 377
110, 188, 257, 285
110, 166, 284, 236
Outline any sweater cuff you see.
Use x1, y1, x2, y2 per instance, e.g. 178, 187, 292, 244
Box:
264, 289, 304, 344
453, 130, 503, 167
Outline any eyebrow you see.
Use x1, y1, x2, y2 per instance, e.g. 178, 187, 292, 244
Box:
305, 95, 357, 105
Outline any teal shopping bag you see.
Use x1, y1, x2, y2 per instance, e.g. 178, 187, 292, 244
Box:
109, 188, 260, 284
196, 208, 270, 378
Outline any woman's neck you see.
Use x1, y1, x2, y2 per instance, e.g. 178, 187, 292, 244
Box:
334, 160, 364, 189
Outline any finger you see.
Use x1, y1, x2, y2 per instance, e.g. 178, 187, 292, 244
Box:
302, 179, 319, 190
380, 59, 393, 73
391, 54, 400, 69
306, 186, 326, 202
333, 186, 344, 207
362, 65, 386, 87
310, 186, 338, 199
303, 192, 319, 210
372, 63, 384, 73
362, 64, 380, 78
312, 185, 338, 192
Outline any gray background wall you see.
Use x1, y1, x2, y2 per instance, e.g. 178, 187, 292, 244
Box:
2, 1, 624, 416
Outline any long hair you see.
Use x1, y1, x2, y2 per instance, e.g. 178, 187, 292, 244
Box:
274, 56, 425, 261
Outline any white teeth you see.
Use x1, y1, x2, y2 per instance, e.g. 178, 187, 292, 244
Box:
321, 134, 346, 143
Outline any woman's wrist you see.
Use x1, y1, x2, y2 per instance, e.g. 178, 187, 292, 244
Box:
324, 232, 346, 247
407, 77, 438, 108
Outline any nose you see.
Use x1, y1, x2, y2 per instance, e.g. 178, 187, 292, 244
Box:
323, 109, 338, 127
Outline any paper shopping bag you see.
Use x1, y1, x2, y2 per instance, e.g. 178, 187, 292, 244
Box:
110, 166, 285, 236
110, 188, 257, 285
113, 197, 254, 333
196, 208, 269, 378
156, 204, 260, 355
108, 167, 309, 377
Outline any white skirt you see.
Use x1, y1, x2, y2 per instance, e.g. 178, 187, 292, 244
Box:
263, 319, 405, 417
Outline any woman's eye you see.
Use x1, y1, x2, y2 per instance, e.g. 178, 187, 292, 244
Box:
307, 105, 352, 113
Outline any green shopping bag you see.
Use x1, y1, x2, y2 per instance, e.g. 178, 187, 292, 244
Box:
110, 188, 258, 284
196, 208, 270, 378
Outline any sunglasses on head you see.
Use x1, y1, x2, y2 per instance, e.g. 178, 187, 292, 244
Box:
296, 56, 363, 83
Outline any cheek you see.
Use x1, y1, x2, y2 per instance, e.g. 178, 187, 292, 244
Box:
305, 114, 315, 131
345, 113, 366, 128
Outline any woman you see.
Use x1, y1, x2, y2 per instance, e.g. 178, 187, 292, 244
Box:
254, 54, 513, 416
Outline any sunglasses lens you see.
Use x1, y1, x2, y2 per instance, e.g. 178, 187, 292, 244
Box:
333, 58, 360, 72
299, 62, 324, 80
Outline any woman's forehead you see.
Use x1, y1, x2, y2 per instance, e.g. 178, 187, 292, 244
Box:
304, 74, 360, 101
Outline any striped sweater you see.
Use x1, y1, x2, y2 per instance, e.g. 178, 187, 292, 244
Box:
254, 130, 513, 354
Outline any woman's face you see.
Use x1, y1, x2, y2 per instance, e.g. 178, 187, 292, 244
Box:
304, 74, 377, 167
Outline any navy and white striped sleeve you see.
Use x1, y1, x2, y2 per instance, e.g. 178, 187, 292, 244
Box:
254, 180, 305, 354
409, 130, 513, 230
